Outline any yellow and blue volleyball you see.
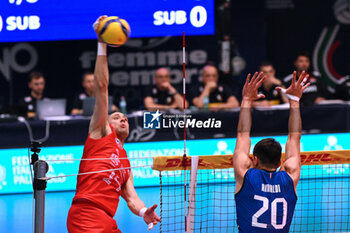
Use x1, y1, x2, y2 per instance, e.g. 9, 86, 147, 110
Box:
97, 16, 130, 47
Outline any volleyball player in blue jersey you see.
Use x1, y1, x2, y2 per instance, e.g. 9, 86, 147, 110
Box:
233, 71, 310, 232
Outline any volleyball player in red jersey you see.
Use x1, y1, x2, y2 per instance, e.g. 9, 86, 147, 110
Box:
67, 16, 161, 233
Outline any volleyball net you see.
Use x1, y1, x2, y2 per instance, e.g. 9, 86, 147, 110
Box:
153, 150, 350, 233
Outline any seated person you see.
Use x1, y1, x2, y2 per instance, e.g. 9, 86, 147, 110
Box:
283, 52, 326, 106
18, 71, 49, 118
253, 62, 288, 107
192, 65, 239, 110
144, 67, 188, 111
71, 71, 118, 115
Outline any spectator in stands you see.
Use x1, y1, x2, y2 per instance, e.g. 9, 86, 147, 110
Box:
192, 65, 239, 110
19, 71, 48, 118
283, 52, 326, 106
144, 67, 188, 111
71, 71, 118, 115
71, 71, 95, 115
253, 62, 288, 107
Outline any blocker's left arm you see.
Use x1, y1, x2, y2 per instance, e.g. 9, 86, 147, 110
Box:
121, 171, 161, 230
278, 71, 310, 191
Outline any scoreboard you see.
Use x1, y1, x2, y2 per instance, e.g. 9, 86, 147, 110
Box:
0, 0, 215, 42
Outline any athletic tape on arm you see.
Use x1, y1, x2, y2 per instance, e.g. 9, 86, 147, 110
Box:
97, 42, 106, 56
280, 88, 300, 101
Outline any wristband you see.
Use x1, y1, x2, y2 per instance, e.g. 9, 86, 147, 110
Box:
139, 207, 147, 217
280, 88, 300, 102
97, 42, 106, 56
139, 207, 155, 231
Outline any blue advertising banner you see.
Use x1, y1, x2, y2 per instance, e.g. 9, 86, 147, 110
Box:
0, 0, 214, 42
0, 132, 349, 194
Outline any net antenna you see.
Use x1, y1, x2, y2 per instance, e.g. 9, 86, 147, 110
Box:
182, 31, 188, 233
182, 32, 200, 233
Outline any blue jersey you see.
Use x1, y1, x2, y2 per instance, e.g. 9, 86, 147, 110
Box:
235, 168, 297, 233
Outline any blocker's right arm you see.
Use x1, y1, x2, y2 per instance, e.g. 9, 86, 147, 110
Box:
279, 71, 310, 191
89, 16, 112, 139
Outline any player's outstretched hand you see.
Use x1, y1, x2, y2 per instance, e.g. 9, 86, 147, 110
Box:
275, 71, 310, 100
92, 15, 108, 41
143, 204, 161, 231
242, 72, 266, 101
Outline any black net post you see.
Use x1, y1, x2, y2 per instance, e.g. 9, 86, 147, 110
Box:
33, 160, 49, 233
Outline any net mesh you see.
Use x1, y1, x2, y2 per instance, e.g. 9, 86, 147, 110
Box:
291, 164, 350, 232
160, 169, 236, 233
156, 153, 350, 233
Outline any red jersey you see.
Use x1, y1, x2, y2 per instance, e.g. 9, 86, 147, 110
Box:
73, 125, 131, 217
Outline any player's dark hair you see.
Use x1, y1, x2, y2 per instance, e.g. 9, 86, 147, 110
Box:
259, 61, 275, 71
82, 71, 94, 82
295, 51, 311, 61
29, 71, 44, 82
260, 61, 274, 68
253, 138, 282, 168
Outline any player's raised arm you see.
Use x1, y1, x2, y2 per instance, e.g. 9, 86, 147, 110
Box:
234, 72, 265, 193
89, 16, 111, 138
277, 71, 310, 190
121, 172, 161, 230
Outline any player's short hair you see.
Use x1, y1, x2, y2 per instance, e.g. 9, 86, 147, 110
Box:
29, 71, 44, 82
82, 71, 94, 82
259, 61, 274, 69
253, 138, 282, 167
295, 51, 311, 61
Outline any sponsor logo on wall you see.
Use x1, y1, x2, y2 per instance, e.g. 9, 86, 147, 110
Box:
0, 43, 38, 81
312, 0, 350, 87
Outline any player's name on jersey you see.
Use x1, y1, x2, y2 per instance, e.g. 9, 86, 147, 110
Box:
261, 184, 281, 193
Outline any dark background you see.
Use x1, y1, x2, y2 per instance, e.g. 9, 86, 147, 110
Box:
0, 0, 349, 112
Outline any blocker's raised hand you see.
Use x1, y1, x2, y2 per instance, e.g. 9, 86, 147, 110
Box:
276, 71, 310, 100
242, 72, 266, 101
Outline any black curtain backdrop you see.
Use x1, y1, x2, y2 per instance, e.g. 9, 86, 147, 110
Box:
0, 0, 349, 112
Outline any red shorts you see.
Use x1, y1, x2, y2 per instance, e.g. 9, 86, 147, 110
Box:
67, 199, 121, 233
